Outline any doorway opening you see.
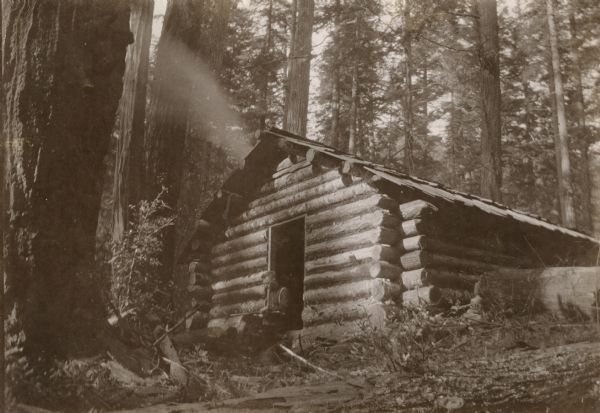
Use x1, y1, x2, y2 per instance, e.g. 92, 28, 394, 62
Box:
269, 216, 305, 330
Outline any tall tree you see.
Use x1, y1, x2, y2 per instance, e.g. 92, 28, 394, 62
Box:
567, 6, 592, 231
2, 0, 131, 355
590, 142, 600, 239
284, 0, 314, 136
328, 0, 342, 148
143, 0, 204, 278
545, 0, 576, 227
112, 0, 154, 244
477, 0, 503, 201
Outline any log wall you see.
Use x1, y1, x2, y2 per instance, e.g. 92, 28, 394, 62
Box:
208, 162, 404, 331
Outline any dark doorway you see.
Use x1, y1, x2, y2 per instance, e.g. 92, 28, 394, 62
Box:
269, 216, 305, 330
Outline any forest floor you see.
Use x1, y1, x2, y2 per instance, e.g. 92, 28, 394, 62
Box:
15, 312, 600, 413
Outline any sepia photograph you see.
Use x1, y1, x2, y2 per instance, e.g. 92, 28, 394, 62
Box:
2, 0, 600, 411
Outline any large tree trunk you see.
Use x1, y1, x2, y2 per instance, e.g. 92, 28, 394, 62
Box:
143, 0, 204, 279
568, 9, 592, 232
348, 18, 359, 155
2, 0, 131, 355
546, 0, 576, 228
477, 0, 502, 202
112, 0, 154, 244
284, 0, 314, 136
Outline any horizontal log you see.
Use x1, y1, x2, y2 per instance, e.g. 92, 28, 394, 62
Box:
417, 236, 532, 267
189, 272, 212, 286
257, 163, 316, 196
211, 242, 268, 267
212, 284, 265, 305
400, 268, 429, 290
479, 267, 600, 320
225, 181, 379, 238
398, 250, 504, 273
248, 168, 341, 211
306, 227, 398, 260
368, 261, 402, 281
212, 271, 267, 293
427, 269, 480, 290
370, 278, 402, 301
303, 279, 374, 305
271, 159, 312, 179
212, 256, 268, 280
209, 299, 264, 319
398, 219, 428, 238
397, 235, 426, 253
302, 300, 386, 327
402, 286, 441, 306
307, 209, 399, 244
398, 199, 438, 220
235, 174, 352, 225
307, 194, 399, 229
306, 245, 397, 274
304, 264, 372, 289
212, 229, 268, 257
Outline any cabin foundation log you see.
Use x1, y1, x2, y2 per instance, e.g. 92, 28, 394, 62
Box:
303, 279, 374, 305
210, 299, 264, 319
212, 284, 265, 305
398, 250, 505, 273
301, 300, 387, 327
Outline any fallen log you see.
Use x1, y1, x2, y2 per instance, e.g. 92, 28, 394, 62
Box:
153, 326, 187, 386
479, 267, 600, 320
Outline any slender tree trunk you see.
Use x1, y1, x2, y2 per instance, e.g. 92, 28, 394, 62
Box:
2, 0, 131, 355
477, 0, 503, 202
348, 17, 359, 154
258, 0, 274, 130
1, 2, 5, 410
545, 0, 576, 227
348, 60, 359, 154
590, 142, 600, 240
568, 9, 592, 231
283, 0, 297, 130
112, 0, 154, 245
402, 3, 414, 174
328, 0, 341, 148
284, 0, 314, 136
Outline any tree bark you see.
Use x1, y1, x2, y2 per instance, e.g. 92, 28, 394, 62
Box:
112, 0, 154, 244
477, 0, 503, 202
284, 0, 314, 136
546, 0, 576, 228
568, 9, 592, 232
258, 0, 274, 130
590, 142, 600, 240
328, 0, 341, 149
402, 2, 414, 174
2, 0, 131, 355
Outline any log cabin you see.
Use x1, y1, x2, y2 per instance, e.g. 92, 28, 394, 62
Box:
175, 128, 599, 340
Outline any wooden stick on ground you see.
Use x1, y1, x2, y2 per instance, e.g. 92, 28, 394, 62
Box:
278, 344, 365, 388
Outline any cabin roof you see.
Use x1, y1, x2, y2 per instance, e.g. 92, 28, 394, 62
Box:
201, 127, 598, 244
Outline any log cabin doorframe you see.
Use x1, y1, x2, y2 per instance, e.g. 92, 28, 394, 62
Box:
268, 215, 307, 330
